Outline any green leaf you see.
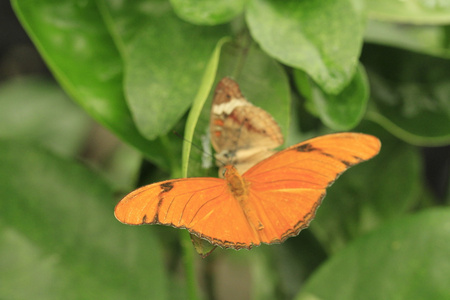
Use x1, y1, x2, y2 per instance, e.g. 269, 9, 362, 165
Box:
246, 0, 366, 93
100, 143, 143, 192
294, 64, 369, 130
0, 141, 168, 299
170, 0, 247, 25
249, 248, 279, 299
271, 232, 328, 298
365, 20, 450, 59
368, 0, 450, 24
296, 208, 450, 300
0, 77, 90, 157
362, 44, 450, 146
100, 0, 230, 140
182, 37, 230, 178
11, 0, 169, 167
311, 125, 422, 253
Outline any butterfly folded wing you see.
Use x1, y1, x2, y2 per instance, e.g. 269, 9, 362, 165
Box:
114, 178, 261, 249
242, 133, 381, 244
210, 77, 283, 175
211, 104, 283, 154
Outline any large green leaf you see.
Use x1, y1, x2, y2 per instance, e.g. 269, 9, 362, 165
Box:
169, 0, 247, 25
368, 0, 450, 24
246, 0, 366, 94
296, 208, 450, 300
0, 77, 90, 157
11, 0, 169, 167
362, 44, 450, 146
294, 64, 369, 130
99, 0, 230, 140
0, 141, 168, 299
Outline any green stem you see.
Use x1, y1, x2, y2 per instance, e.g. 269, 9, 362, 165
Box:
179, 37, 231, 300
181, 231, 201, 300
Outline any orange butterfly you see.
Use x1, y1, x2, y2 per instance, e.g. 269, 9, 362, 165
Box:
210, 77, 284, 175
115, 133, 381, 249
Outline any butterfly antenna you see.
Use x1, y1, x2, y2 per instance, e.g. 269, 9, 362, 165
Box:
172, 130, 205, 153
172, 131, 226, 167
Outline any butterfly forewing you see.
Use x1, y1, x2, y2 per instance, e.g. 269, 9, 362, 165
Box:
115, 178, 261, 249
244, 133, 381, 189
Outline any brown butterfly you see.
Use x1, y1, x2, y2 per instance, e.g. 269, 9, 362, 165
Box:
209, 77, 284, 175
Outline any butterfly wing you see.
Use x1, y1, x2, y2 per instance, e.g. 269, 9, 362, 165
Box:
210, 77, 283, 174
241, 133, 381, 245
114, 178, 261, 249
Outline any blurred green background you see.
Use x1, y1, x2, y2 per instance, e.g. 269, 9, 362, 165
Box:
1, 0, 449, 299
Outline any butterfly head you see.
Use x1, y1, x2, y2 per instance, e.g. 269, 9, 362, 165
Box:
222, 165, 238, 178
223, 165, 249, 199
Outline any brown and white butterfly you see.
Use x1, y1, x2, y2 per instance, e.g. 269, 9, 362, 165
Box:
210, 77, 284, 176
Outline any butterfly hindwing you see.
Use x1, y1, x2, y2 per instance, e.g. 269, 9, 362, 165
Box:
245, 187, 326, 245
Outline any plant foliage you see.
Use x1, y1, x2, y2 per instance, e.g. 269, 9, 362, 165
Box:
2, 0, 450, 299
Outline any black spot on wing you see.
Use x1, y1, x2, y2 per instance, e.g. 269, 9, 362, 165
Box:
153, 195, 166, 223
320, 152, 335, 158
295, 143, 318, 152
352, 155, 364, 162
142, 214, 148, 223
160, 182, 174, 192
322, 155, 355, 168
341, 160, 353, 167
296, 143, 357, 168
